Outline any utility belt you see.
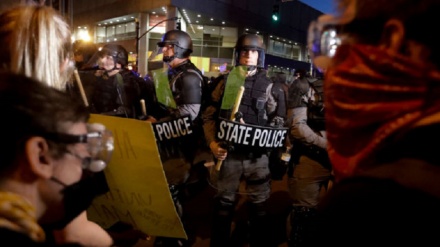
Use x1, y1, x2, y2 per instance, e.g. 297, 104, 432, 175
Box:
291, 140, 331, 170
228, 143, 268, 159
217, 140, 268, 158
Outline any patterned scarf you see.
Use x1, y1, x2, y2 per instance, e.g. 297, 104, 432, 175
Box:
0, 191, 45, 242
325, 44, 440, 180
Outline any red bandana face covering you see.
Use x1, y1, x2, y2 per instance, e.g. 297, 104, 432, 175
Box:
324, 44, 440, 180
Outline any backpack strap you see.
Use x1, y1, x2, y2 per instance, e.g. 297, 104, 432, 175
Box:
170, 69, 205, 92
115, 73, 124, 87
114, 73, 129, 117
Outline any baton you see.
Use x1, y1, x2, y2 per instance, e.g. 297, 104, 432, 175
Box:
73, 69, 89, 107
215, 85, 245, 171
140, 99, 147, 116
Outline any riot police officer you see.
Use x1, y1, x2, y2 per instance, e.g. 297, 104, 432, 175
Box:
150, 30, 207, 247
286, 68, 332, 247
87, 44, 149, 119
202, 33, 286, 247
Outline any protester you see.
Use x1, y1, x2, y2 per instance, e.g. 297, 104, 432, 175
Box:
0, 72, 113, 246
0, 5, 113, 246
308, 0, 440, 245
202, 33, 286, 247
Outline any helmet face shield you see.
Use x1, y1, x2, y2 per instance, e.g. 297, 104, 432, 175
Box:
233, 34, 266, 68
81, 51, 101, 70
82, 44, 127, 71
153, 30, 193, 62
148, 45, 166, 62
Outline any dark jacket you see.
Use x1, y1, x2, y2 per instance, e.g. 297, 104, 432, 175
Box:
313, 124, 440, 246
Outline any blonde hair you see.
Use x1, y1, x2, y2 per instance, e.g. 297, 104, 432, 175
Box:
0, 5, 72, 91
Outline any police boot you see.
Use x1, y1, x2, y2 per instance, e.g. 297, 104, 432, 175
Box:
183, 161, 209, 200
210, 200, 235, 247
288, 206, 317, 247
248, 202, 273, 247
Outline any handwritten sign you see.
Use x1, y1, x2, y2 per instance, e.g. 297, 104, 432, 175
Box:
86, 114, 186, 239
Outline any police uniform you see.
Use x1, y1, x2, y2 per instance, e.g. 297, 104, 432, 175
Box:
151, 30, 206, 247
286, 73, 332, 247
202, 68, 286, 247
156, 59, 204, 188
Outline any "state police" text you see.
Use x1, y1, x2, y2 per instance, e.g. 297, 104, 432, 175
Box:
217, 119, 287, 148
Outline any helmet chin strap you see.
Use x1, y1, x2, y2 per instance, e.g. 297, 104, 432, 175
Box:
102, 67, 119, 79
237, 64, 257, 71
102, 59, 120, 76
163, 55, 176, 63
246, 65, 257, 71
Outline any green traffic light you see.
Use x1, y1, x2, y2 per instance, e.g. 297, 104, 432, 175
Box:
272, 4, 279, 21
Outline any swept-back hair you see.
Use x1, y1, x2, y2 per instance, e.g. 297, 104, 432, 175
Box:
0, 5, 72, 90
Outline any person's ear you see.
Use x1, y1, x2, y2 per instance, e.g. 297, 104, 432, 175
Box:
25, 137, 54, 179
380, 19, 405, 52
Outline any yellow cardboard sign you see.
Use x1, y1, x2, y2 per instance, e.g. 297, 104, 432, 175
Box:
86, 114, 186, 239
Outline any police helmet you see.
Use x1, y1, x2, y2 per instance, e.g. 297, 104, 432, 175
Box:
157, 30, 193, 58
99, 44, 128, 66
234, 34, 265, 68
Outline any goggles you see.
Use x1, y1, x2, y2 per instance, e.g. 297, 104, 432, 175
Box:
307, 15, 348, 71
307, 13, 383, 70
44, 123, 114, 172
308, 21, 341, 61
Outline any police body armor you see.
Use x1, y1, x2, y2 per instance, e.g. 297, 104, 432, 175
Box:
239, 69, 271, 126
219, 69, 272, 156
288, 77, 330, 170
169, 61, 202, 103
220, 69, 271, 126
119, 69, 143, 119
91, 74, 126, 116
157, 61, 203, 164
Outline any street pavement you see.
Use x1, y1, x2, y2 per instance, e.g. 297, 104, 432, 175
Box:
135, 173, 292, 247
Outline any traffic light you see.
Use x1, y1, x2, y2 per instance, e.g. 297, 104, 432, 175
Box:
272, 5, 279, 21
176, 19, 181, 30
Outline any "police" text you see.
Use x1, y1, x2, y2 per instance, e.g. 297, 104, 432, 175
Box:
153, 116, 193, 141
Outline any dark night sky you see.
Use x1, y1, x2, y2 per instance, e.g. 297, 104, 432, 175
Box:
300, 0, 336, 14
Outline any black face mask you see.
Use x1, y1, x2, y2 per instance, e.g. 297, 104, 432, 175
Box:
43, 171, 109, 230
